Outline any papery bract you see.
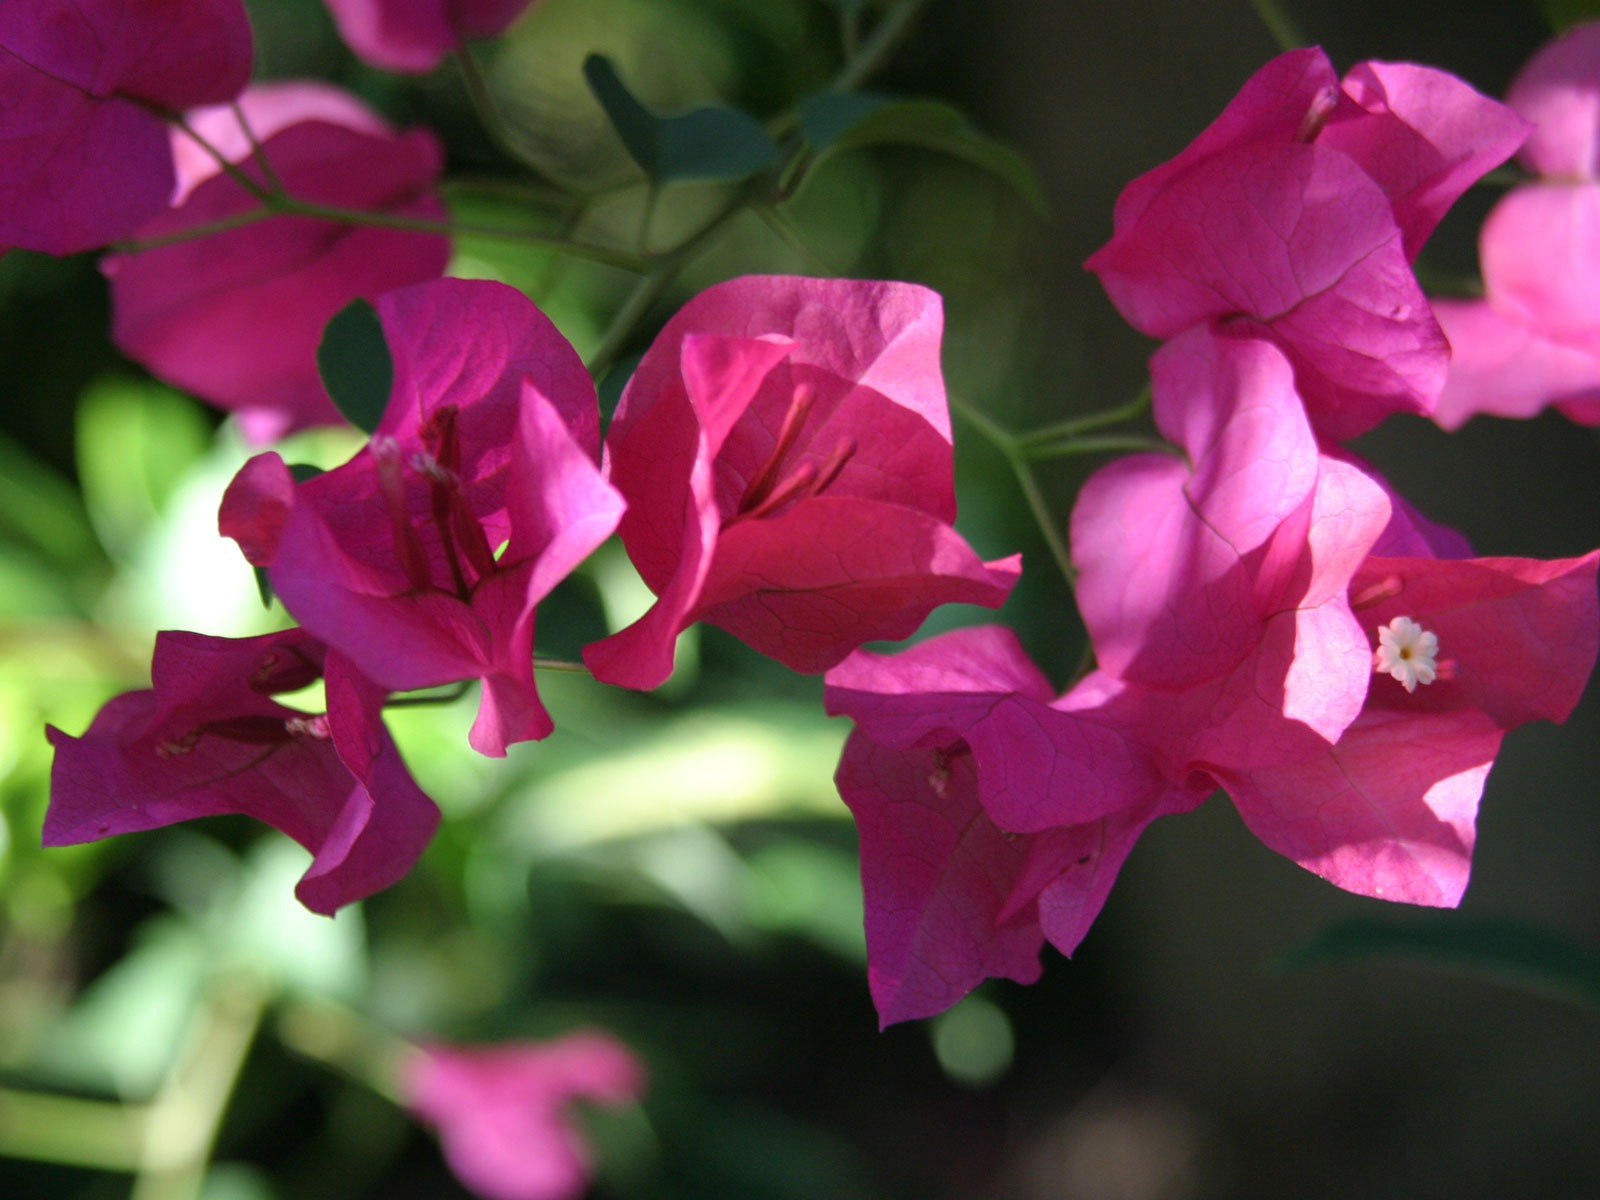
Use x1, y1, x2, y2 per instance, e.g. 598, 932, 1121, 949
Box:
221, 278, 620, 757
1087, 47, 1527, 439
586, 275, 1019, 690
103, 81, 450, 442
44, 628, 439, 915
323, 0, 538, 73
402, 1031, 646, 1200
825, 627, 1197, 1027
0, 0, 253, 254
1432, 22, 1600, 428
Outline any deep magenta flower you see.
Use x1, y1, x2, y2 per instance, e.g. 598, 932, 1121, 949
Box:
44, 628, 439, 915
584, 275, 1020, 690
401, 1031, 646, 1200
0, 0, 252, 254
825, 626, 1200, 1027
323, 0, 539, 73
103, 81, 450, 442
1086, 47, 1528, 439
221, 279, 621, 757
1432, 22, 1600, 428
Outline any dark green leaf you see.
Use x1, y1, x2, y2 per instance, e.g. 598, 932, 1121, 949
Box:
1275, 914, 1600, 1012
317, 299, 393, 435
583, 54, 779, 184
253, 564, 273, 609
797, 93, 1048, 216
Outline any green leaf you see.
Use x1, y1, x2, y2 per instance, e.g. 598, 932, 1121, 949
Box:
797, 93, 1048, 216
1541, 0, 1600, 30
583, 54, 779, 183
317, 299, 393, 435
1275, 914, 1600, 1011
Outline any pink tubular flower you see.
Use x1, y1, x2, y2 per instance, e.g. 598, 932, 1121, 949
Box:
402, 1031, 646, 1200
44, 628, 439, 915
323, 0, 537, 73
1086, 47, 1528, 439
220, 278, 622, 757
103, 81, 450, 442
825, 627, 1201, 1027
1432, 22, 1600, 428
0, 0, 252, 254
584, 275, 1020, 690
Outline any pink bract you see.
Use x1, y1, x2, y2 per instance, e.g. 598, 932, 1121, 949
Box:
825, 627, 1199, 1027
402, 1031, 645, 1200
44, 629, 439, 915
0, 0, 253, 254
323, 0, 538, 73
1432, 23, 1600, 429
103, 81, 450, 442
585, 275, 1020, 690
220, 279, 620, 757
1086, 47, 1527, 439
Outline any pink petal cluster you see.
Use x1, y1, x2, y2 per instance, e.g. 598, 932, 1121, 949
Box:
44, 628, 439, 915
584, 275, 1020, 690
1086, 47, 1528, 439
323, 0, 539, 73
0, 0, 253, 254
1432, 22, 1600, 428
221, 278, 622, 757
826, 322, 1600, 1025
103, 81, 451, 442
401, 1030, 646, 1200
825, 626, 1202, 1027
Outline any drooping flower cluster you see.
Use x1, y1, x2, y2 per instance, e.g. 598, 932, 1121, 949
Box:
1431, 21, 1600, 427
826, 46, 1600, 1026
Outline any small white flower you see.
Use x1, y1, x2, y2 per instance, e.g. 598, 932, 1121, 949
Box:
1373, 616, 1440, 693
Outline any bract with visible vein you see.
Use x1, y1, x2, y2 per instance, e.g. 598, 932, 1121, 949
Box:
586, 275, 1019, 690
220, 279, 620, 757
402, 1031, 645, 1200
825, 627, 1196, 1026
324, 0, 538, 73
104, 82, 449, 442
0, 0, 253, 254
44, 628, 439, 915
1087, 47, 1526, 439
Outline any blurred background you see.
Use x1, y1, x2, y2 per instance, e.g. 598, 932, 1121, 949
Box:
2, 0, 1599, 1197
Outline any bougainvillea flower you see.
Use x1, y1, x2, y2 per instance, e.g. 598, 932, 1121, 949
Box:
1071, 326, 1391, 757
44, 628, 439, 915
103, 81, 450, 442
221, 279, 620, 757
1432, 22, 1600, 429
825, 627, 1201, 1026
1212, 535, 1600, 906
323, 0, 538, 73
0, 0, 252, 254
1087, 47, 1527, 439
402, 1031, 646, 1200
585, 275, 1020, 690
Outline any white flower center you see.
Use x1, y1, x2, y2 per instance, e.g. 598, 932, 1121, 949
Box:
1373, 616, 1440, 693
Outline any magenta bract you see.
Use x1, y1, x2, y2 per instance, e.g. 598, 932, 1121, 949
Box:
220, 279, 620, 757
323, 0, 538, 73
402, 1031, 645, 1200
1086, 47, 1527, 439
103, 81, 450, 442
0, 0, 253, 254
585, 275, 1020, 690
825, 627, 1199, 1027
1432, 23, 1600, 429
44, 629, 439, 915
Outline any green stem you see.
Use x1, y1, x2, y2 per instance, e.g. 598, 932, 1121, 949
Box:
1244, 0, 1307, 52
534, 656, 591, 674
1016, 384, 1150, 447
1013, 457, 1076, 586
166, 112, 275, 203
453, 46, 551, 176
130, 977, 264, 1200
830, 0, 936, 93
229, 100, 286, 195
0, 1089, 146, 1170
276, 997, 415, 1106
1022, 433, 1174, 461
